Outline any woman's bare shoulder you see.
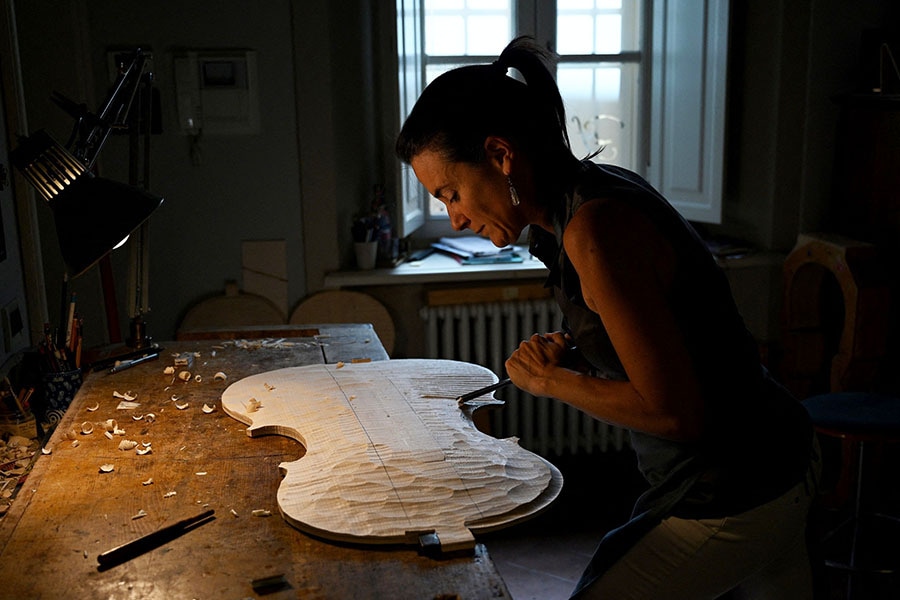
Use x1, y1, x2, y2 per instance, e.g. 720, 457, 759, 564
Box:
563, 197, 674, 284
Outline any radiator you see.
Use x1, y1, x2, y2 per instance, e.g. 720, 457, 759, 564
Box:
420, 299, 628, 456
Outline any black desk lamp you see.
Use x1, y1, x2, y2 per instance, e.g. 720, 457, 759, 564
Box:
10, 48, 164, 350
10, 129, 162, 278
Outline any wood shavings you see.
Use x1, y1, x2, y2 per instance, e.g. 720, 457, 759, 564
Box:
0, 437, 38, 498
244, 398, 262, 413
230, 508, 239, 517
144, 413, 156, 423
228, 338, 297, 350
118, 440, 138, 451
195, 471, 207, 476
175, 401, 189, 410
252, 509, 272, 517
116, 400, 141, 410
142, 478, 154, 486
263, 383, 276, 391
214, 372, 227, 381
104, 419, 118, 432
163, 366, 175, 375
163, 491, 177, 498
99, 464, 114, 473
131, 509, 147, 520
41, 447, 51, 455
178, 370, 191, 382
136, 446, 152, 455
202, 404, 216, 414
335, 361, 345, 369
5, 436, 31, 448
86, 403, 100, 412
132, 414, 144, 421
71, 440, 79, 448
193, 374, 203, 383
113, 390, 137, 401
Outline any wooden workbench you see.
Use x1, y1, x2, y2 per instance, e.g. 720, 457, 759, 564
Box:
0, 324, 512, 599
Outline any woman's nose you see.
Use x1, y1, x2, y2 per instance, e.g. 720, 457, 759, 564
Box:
448, 206, 470, 231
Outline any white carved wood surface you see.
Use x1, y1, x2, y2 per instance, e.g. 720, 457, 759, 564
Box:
221, 359, 563, 551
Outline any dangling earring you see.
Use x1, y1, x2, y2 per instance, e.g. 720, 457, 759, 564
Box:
508, 176, 520, 206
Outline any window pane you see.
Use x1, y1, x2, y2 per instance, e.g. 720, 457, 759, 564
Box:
558, 62, 639, 169
595, 14, 622, 54
425, 0, 511, 57
556, 16, 595, 54
425, 62, 466, 85
425, 17, 467, 55
430, 0, 464, 9
558, 1, 640, 55
467, 16, 511, 54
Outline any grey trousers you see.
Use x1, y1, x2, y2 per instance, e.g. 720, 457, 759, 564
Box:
576, 454, 822, 600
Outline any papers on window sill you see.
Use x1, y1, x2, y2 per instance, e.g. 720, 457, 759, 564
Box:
431, 237, 525, 265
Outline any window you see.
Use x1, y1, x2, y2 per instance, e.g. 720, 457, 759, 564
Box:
394, 0, 728, 238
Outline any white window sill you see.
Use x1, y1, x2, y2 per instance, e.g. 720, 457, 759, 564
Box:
324, 252, 550, 288
323, 248, 783, 289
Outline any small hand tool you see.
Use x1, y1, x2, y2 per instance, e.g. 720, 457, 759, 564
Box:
97, 509, 215, 568
456, 378, 512, 405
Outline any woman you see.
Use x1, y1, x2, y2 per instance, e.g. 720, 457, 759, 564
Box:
396, 37, 818, 599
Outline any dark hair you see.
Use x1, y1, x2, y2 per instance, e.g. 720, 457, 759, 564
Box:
395, 36, 572, 168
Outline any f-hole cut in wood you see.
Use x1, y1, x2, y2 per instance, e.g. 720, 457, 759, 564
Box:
221, 359, 563, 552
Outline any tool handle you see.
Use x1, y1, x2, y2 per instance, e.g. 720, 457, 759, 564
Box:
456, 378, 512, 404
97, 509, 215, 567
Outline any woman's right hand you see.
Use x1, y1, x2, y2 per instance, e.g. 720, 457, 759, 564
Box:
505, 332, 571, 398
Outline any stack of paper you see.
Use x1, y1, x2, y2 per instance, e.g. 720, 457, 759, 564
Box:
431, 237, 524, 264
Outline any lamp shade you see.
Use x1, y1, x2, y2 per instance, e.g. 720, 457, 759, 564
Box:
11, 130, 164, 278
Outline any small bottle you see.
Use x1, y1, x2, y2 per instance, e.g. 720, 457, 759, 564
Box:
372, 185, 394, 266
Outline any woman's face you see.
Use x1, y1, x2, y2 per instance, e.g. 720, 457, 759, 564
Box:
410, 147, 529, 248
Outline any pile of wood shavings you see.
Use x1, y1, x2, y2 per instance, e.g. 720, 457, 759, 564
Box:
226, 338, 295, 350
0, 435, 39, 517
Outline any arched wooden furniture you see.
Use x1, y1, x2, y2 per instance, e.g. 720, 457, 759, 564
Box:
176, 281, 287, 340
782, 233, 890, 399
290, 290, 395, 356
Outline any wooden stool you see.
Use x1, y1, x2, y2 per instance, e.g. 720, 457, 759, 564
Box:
804, 392, 900, 597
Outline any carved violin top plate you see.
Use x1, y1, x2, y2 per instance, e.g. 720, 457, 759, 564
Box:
220, 359, 563, 551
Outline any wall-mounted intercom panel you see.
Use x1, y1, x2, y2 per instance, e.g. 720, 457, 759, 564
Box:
174, 50, 260, 135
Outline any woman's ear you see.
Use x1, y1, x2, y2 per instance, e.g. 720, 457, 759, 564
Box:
484, 136, 514, 175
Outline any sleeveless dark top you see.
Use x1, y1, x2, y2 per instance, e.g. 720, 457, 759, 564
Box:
529, 162, 813, 593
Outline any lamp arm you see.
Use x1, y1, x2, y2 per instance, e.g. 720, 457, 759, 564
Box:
73, 49, 150, 169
